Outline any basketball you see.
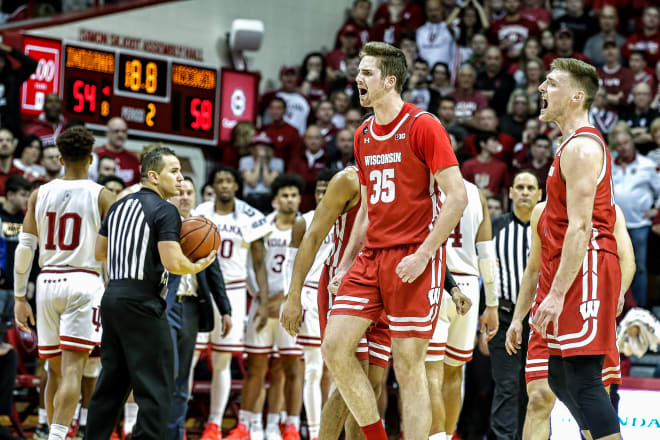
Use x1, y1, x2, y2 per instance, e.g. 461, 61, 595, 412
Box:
180, 216, 220, 261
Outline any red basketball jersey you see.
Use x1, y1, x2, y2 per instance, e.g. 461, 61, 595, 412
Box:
354, 103, 458, 248
544, 126, 617, 262
534, 209, 553, 305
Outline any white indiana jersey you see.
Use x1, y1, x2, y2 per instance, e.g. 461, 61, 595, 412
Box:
264, 212, 293, 295
35, 179, 104, 273
441, 180, 483, 277
302, 210, 334, 284
192, 198, 270, 282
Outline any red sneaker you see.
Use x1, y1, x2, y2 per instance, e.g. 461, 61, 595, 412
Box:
201, 422, 223, 440
225, 423, 250, 440
281, 425, 300, 440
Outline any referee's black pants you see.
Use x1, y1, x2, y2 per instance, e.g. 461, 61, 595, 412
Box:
487, 308, 530, 440
87, 288, 174, 440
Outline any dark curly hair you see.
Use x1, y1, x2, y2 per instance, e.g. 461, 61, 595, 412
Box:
56, 126, 95, 163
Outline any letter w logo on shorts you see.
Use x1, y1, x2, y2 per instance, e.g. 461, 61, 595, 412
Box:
579, 300, 600, 320
427, 288, 441, 306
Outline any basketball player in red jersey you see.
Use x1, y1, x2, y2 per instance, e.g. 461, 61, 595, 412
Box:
322, 42, 467, 440
531, 58, 622, 440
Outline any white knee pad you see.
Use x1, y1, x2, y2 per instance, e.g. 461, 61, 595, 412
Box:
83, 357, 101, 378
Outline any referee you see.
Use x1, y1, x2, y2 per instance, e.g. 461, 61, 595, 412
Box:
87, 147, 216, 439
487, 171, 541, 440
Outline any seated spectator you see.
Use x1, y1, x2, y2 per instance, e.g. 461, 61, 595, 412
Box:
334, 0, 372, 47
450, 64, 488, 128
539, 28, 556, 57
403, 58, 441, 113
464, 108, 516, 163
598, 39, 634, 111
583, 6, 625, 66
651, 61, 660, 110
330, 90, 351, 128
628, 51, 656, 102
430, 62, 454, 96
287, 125, 330, 211
448, 0, 490, 52
334, 129, 356, 168
0, 174, 31, 302
514, 134, 552, 196
647, 117, 660, 165
94, 117, 140, 186
519, 56, 544, 114
260, 66, 311, 136
299, 52, 330, 105
512, 117, 541, 166
344, 107, 365, 134
40, 144, 62, 181
398, 32, 419, 75
621, 82, 659, 154
219, 121, 255, 169
611, 128, 660, 307
446, 126, 471, 165
201, 183, 215, 203
509, 37, 542, 86
0, 129, 22, 195
315, 100, 339, 145
520, 0, 551, 30
489, 0, 540, 61
97, 155, 117, 178
550, 0, 598, 52
13, 135, 44, 181
23, 93, 67, 147
240, 132, 284, 213
461, 131, 510, 200
370, 0, 424, 45
589, 87, 619, 138
0, 342, 18, 440
622, 5, 660, 69
416, 0, 459, 69
437, 95, 468, 143
263, 97, 302, 164
327, 24, 361, 79
466, 32, 489, 76
486, 195, 504, 218
0, 43, 37, 138
329, 55, 360, 108
500, 90, 531, 142
542, 28, 591, 70
98, 175, 126, 196
475, 46, 516, 115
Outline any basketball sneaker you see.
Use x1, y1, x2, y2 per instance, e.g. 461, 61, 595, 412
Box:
265, 424, 282, 440
224, 423, 249, 440
281, 425, 300, 440
201, 422, 223, 440
33, 424, 49, 440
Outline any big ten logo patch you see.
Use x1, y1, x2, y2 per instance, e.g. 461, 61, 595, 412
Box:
427, 287, 442, 306
92, 306, 101, 332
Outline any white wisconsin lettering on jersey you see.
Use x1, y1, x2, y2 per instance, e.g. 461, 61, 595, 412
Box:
303, 210, 334, 284
35, 179, 103, 273
440, 180, 483, 276
192, 199, 270, 282
264, 213, 292, 295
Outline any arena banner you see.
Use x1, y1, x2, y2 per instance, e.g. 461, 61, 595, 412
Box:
219, 69, 259, 143
21, 36, 62, 116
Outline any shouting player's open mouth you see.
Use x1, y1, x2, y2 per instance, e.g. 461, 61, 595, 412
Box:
358, 87, 368, 98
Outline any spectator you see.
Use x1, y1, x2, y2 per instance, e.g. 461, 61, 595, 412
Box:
551, 0, 598, 52
261, 66, 311, 136
467, 32, 489, 76
430, 62, 454, 96
330, 90, 351, 128
512, 117, 541, 166
647, 117, 660, 165
598, 39, 634, 111
201, 183, 215, 203
286, 125, 330, 211
343, 107, 364, 135
370, 0, 424, 44
475, 46, 516, 115
315, 100, 339, 145
97, 155, 117, 178
239, 131, 284, 213
611, 129, 660, 307
220, 121, 256, 169
334, 0, 372, 47
500, 90, 531, 143
98, 175, 126, 196
12, 135, 44, 181
622, 5, 660, 68
0, 129, 21, 195
446, 126, 471, 164
327, 24, 361, 78
583, 6, 626, 66
487, 195, 504, 218
628, 51, 656, 99
489, 0, 540, 61
589, 87, 619, 138
519, 56, 545, 114
437, 95, 469, 142
0, 342, 18, 440
652, 61, 660, 110
94, 117, 140, 186
40, 144, 62, 181
263, 97, 302, 165
334, 128, 356, 168
542, 27, 591, 70
416, 0, 459, 69
329, 55, 360, 108
449, 0, 490, 50
539, 28, 556, 56
403, 58, 441, 113
513, 133, 552, 195
0, 43, 37, 138
509, 37, 542, 86
299, 52, 330, 105
621, 82, 659, 155
23, 93, 67, 147
464, 108, 516, 163
451, 64, 488, 127
520, 0, 551, 30
398, 31, 419, 75
488, 0, 507, 21
461, 131, 510, 200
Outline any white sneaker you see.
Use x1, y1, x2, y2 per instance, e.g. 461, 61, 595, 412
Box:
250, 428, 264, 440
265, 425, 282, 440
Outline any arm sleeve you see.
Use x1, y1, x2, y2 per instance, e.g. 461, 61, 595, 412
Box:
200, 258, 231, 315
9, 48, 38, 83
154, 202, 182, 242
99, 210, 110, 237
410, 115, 459, 174
444, 266, 458, 291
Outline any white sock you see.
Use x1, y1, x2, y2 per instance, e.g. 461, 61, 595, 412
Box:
38, 408, 48, 425
47, 424, 68, 440
250, 412, 263, 431
286, 415, 300, 430
429, 434, 444, 440
280, 411, 287, 423
80, 408, 88, 426
266, 413, 279, 429
447, 434, 453, 440
209, 354, 232, 426
124, 402, 138, 434
239, 409, 254, 427
73, 403, 81, 422
303, 347, 323, 439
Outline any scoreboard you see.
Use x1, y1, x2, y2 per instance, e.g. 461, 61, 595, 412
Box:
61, 42, 220, 145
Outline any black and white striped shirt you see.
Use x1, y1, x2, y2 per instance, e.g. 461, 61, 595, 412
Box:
492, 212, 533, 304
100, 188, 181, 293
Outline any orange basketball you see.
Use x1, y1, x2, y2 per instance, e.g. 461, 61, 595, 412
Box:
180, 216, 220, 261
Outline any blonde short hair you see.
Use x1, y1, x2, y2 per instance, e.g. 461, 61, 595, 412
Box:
360, 42, 408, 93
550, 58, 599, 109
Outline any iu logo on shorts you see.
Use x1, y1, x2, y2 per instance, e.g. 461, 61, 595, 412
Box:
92, 307, 101, 332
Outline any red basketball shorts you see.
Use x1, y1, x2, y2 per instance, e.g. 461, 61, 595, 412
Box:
330, 245, 445, 339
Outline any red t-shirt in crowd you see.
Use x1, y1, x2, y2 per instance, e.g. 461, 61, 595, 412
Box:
0, 165, 23, 196
622, 31, 660, 67
372, 1, 424, 31
450, 90, 489, 122
263, 121, 302, 164
489, 16, 540, 59
464, 132, 516, 165
598, 65, 635, 108
287, 150, 331, 212
461, 157, 510, 197
94, 145, 141, 186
